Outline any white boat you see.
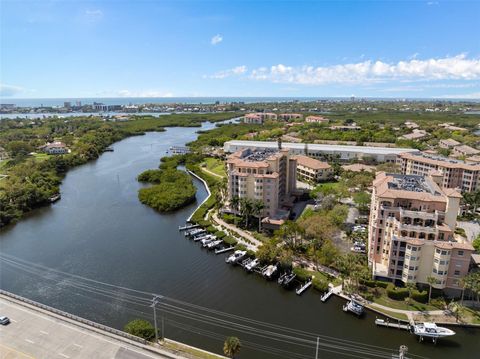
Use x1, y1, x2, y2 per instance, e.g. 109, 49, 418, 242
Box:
201, 236, 217, 247
262, 264, 278, 279
225, 250, 247, 264
343, 300, 364, 316
206, 240, 222, 249
412, 322, 455, 340
245, 258, 260, 272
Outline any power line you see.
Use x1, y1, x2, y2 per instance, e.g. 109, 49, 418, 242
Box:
0, 253, 424, 359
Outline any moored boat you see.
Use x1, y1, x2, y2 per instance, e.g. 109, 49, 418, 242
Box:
412, 322, 455, 342
245, 258, 260, 272
262, 264, 278, 279
226, 250, 247, 264
343, 300, 364, 316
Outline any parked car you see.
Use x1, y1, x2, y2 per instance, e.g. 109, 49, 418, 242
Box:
0, 316, 10, 325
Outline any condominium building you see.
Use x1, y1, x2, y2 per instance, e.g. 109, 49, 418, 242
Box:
397, 152, 480, 192
305, 115, 329, 123
226, 148, 297, 219
278, 113, 302, 121
293, 155, 332, 182
438, 138, 460, 149
368, 172, 473, 291
225, 140, 418, 163
451, 145, 480, 158
243, 112, 277, 124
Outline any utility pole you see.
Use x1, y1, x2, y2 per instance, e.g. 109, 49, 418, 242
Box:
315, 337, 319, 359
151, 295, 161, 343
399, 345, 408, 359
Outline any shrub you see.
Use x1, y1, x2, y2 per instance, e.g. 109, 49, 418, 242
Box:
375, 281, 390, 289
412, 290, 428, 303
214, 230, 226, 239
124, 319, 156, 341
207, 225, 217, 233
293, 267, 310, 282
386, 284, 409, 301
312, 278, 329, 292
223, 236, 238, 246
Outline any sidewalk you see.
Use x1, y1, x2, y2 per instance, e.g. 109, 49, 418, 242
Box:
212, 212, 261, 251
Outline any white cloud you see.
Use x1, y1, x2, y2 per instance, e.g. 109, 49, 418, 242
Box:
246, 54, 480, 85
0, 83, 26, 97
208, 65, 247, 79
84, 9, 103, 22
211, 34, 223, 45
427, 2, 439, 6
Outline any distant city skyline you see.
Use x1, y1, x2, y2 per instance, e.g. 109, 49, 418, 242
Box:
1, 0, 480, 99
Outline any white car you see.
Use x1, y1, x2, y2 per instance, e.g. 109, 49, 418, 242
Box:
0, 316, 10, 325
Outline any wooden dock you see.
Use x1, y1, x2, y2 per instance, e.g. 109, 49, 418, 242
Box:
179, 224, 200, 231
215, 246, 235, 254
320, 289, 334, 302
375, 318, 411, 331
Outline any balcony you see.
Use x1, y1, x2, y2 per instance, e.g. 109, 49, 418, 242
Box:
399, 207, 439, 220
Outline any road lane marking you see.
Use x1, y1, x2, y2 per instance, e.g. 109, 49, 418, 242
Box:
0, 343, 36, 359
58, 354, 70, 358
24, 339, 35, 344
73, 343, 83, 348
39, 330, 49, 335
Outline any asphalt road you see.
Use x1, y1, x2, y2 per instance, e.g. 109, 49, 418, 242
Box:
0, 298, 169, 359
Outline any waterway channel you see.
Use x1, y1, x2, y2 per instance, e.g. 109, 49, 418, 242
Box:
0, 122, 478, 358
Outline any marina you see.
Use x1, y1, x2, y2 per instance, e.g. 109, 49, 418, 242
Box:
1, 126, 478, 359
375, 318, 411, 331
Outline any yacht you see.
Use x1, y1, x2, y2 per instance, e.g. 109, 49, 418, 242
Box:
343, 300, 364, 316
245, 258, 260, 272
262, 264, 278, 279
225, 250, 247, 264
412, 322, 455, 340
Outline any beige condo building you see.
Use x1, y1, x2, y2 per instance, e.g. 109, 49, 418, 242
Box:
368, 172, 473, 291
398, 152, 480, 193
227, 148, 297, 219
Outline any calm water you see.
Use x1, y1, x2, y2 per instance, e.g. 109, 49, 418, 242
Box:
1, 123, 478, 359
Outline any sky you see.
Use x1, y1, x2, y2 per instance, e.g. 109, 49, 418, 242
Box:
1, 0, 480, 99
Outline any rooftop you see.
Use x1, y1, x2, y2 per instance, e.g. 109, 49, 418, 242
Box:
293, 155, 331, 170
387, 174, 435, 194
224, 140, 418, 156
243, 148, 279, 162
400, 152, 480, 170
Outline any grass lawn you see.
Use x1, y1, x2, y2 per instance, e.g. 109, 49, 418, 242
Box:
32, 152, 50, 162
369, 307, 409, 321
163, 340, 224, 359
373, 293, 439, 312
202, 157, 226, 178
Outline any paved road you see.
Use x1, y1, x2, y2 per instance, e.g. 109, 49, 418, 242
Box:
0, 298, 169, 359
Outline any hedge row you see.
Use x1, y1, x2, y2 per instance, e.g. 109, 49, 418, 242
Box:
386, 284, 428, 303
360, 279, 389, 289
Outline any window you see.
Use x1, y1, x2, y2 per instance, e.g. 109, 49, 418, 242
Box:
454, 270, 460, 276
457, 250, 464, 256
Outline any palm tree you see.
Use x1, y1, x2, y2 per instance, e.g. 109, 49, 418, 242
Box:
251, 199, 265, 232
230, 195, 240, 224
405, 282, 417, 306
426, 276, 437, 304
463, 189, 480, 214
239, 198, 253, 229
223, 336, 241, 358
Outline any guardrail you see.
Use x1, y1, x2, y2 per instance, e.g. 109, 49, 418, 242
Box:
0, 289, 148, 345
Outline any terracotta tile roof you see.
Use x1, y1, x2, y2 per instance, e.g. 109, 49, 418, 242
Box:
293, 155, 331, 170
434, 241, 474, 251
399, 152, 480, 171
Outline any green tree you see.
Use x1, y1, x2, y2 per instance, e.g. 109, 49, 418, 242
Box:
251, 199, 265, 231
223, 336, 241, 358
405, 282, 417, 306
124, 319, 156, 341
472, 235, 480, 252
463, 190, 480, 214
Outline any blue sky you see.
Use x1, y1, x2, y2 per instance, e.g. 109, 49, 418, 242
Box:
1, 0, 480, 99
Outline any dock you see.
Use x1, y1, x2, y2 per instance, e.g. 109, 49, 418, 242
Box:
375, 318, 411, 331
320, 289, 334, 302
215, 246, 235, 254
295, 279, 312, 295
179, 223, 200, 231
